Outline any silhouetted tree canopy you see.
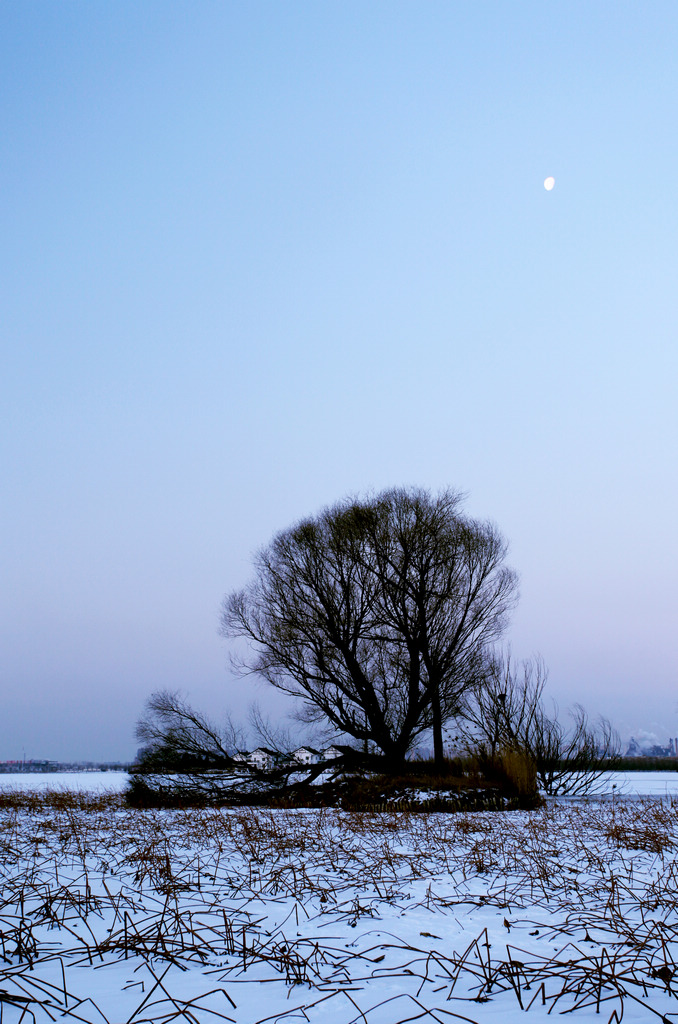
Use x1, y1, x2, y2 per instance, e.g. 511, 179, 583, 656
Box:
222, 487, 518, 767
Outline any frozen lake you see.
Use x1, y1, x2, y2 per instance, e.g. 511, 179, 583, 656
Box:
568, 769, 678, 798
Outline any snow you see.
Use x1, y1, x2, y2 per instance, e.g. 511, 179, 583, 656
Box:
2, 785, 678, 1022
580, 769, 678, 797
0, 770, 129, 792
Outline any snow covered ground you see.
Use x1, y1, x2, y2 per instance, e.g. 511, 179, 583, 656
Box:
560, 769, 678, 798
0, 770, 129, 792
2, 790, 678, 1023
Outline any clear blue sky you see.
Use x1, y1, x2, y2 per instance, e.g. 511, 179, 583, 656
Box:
2, 2, 677, 760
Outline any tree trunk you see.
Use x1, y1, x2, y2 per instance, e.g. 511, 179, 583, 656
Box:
431, 680, 444, 769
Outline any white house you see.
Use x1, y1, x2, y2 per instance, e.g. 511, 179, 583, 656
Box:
248, 747, 277, 770
321, 745, 345, 761
291, 746, 320, 765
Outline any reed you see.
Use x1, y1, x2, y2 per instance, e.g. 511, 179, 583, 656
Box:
0, 795, 677, 1021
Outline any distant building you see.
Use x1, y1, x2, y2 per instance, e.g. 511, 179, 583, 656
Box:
625, 737, 674, 758
291, 746, 320, 765
321, 745, 346, 761
247, 748, 277, 770
0, 759, 58, 773
0, 759, 131, 773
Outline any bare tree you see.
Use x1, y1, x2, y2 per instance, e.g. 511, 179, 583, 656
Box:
135, 690, 245, 771
131, 691, 343, 806
221, 487, 518, 769
247, 701, 314, 755
461, 652, 549, 758
461, 653, 621, 795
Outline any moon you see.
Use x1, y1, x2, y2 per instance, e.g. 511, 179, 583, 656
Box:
544, 176, 555, 191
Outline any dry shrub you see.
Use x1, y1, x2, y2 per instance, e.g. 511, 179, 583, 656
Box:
0, 787, 124, 812
479, 747, 540, 806
600, 797, 677, 855
125, 762, 520, 812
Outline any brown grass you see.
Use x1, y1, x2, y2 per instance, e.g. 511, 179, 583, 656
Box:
1, 795, 678, 1021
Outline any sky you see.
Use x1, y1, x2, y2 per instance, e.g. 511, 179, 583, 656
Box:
2, 1, 677, 761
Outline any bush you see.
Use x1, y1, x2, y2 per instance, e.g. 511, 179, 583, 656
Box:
460, 653, 620, 796
471, 747, 541, 807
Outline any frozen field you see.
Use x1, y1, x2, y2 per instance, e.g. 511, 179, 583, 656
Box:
2, 793, 678, 1023
561, 769, 678, 798
0, 771, 129, 792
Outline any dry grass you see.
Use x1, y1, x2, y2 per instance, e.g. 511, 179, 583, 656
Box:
0, 787, 124, 813
0, 793, 678, 1021
482, 748, 538, 801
